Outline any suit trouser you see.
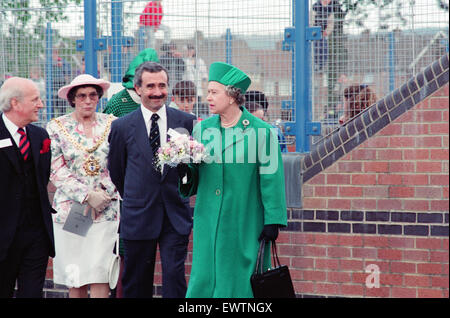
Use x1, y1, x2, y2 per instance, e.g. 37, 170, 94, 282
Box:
0, 226, 49, 298
121, 214, 189, 298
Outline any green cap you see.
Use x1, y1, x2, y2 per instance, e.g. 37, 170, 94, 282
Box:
208, 62, 251, 94
122, 48, 160, 89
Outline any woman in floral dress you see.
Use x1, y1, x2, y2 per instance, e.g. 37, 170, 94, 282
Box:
46, 74, 120, 298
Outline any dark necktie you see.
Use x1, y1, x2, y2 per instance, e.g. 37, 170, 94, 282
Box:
17, 128, 30, 161
149, 113, 161, 159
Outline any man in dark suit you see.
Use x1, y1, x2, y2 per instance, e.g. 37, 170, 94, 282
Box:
0, 77, 55, 298
108, 62, 195, 298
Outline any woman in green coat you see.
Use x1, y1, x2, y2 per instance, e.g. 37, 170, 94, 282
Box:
179, 62, 287, 298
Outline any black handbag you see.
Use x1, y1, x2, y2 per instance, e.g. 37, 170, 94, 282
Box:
250, 240, 296, 298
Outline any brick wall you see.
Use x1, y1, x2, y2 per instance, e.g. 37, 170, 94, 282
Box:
44, 54, 448, 298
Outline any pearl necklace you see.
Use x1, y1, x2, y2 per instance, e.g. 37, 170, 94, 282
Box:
221, 110, 242, 128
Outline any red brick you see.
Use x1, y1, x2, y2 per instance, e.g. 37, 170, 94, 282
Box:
431, 276, 449, 288
352, 199, 377, 210
388, 237, 415, 248
390, 136, 415, 147
364, 161, 389, 173
365, 286, 391, 298
430, 251, 449, 262
292, 257, 314, 269
364, 236, 389, 247
416, 238, 442, 250
339, 235, 363, 247
352, 248, 377, 259
303, 246, 327, 257
403, 250, 429, 262
327, 271, 352, 283
415, 110, 443, 121
443, 187, 449, 199
351, 149, 377, 160
340, 259, 364, 271
377, 199, 403, 210
377, 149, 402, 160
351, 272, 367, 285
416, 161, 442, 173
338, 161, 362, 173
392, 287, 416, 298
314, 234, 340, 246
403, 149, 429, 160
430, 200, 449, 211
404, 275, 430, 287
378, 249, 402, 261
416, 136, 442, 148
417, 288, 444, 298
363, 136, 389, 148
327, 247, 351, 258
391, 262, 416, 274
315, 186, 338, 197
315, 283, 339, 295
308, 173, 325, 184
352, 174, 377, 185
303, 270, 326, 281
403, 200, 429, 211
430, 148, 449, 160
389, 186, 415, 198
340, 284, 365, 296
415, 187, 442, 199
430, 175, 449, 185
402, 174, 429, 185
339, 186, 363, 197
403, 123, 429, 135
303, 198, 327, 209
293, 281, 314, 294
327, 198, 351, 210
429, 123, 449, 134
417, 263, 443, 275
292, 233, 315, 245
379, 174, 402, 185
363, 186, 389, 198
380, 273, 403, 286
315, 258, 339, 270
327, 173, 351, 185
389, 162, 414, 173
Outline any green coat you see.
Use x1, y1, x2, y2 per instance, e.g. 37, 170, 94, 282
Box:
180, 107, 287, 298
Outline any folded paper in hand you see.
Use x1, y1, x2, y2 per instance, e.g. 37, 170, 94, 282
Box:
62, 202, 93, 236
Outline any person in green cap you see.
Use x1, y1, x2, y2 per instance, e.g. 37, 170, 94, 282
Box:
103, 48, 159, 117
178, 62, 287, 297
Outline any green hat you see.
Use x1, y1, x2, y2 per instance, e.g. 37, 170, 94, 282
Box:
122, 48, 160, 89
208, 62, 251, 94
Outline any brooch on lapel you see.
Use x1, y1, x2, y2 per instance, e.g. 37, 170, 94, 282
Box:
40, 138, 51, 154
242, 119, 250, 130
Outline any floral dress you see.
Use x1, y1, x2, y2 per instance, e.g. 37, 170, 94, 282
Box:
46, 112, 120, 224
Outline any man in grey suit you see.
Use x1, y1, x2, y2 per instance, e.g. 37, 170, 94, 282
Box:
107, 62, 195, 298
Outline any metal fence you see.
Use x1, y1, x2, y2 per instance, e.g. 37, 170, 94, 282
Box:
1, 0, 448, 152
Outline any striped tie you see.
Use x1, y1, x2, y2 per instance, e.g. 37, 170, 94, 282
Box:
149, 113, 161, 158
17, 128, 30, 161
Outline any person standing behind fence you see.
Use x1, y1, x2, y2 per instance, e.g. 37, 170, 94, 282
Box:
103, 48, 160, 117
108, 61, 195, 298
339, 84, 377, 124
170, 80, 198, 116
46, 74, 120, 298
183, 44, 208, 104
178, 62, 287, 298
160, 42, 185, 94
0, 77, 55, 298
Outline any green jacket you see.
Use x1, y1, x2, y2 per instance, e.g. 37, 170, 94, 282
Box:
181, 107, 287, 298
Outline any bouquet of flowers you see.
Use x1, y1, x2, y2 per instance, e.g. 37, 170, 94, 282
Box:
156, 129, 208, 169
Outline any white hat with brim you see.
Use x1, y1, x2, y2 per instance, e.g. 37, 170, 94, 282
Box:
58, 74, 110, 100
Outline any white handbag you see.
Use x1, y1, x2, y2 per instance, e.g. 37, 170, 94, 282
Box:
109, 235, 120, 289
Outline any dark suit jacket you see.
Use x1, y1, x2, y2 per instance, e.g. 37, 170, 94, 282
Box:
0, 114, 55, 261
107, 106, 196, 240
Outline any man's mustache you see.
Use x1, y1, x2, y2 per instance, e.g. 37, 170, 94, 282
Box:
148, 94, 166, 99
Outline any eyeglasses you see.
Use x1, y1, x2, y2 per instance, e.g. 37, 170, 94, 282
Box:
75, 92, 99, 101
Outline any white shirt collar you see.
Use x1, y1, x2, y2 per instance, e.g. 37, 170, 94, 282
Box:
140, 104, 166, 127
2, 113, 24, 147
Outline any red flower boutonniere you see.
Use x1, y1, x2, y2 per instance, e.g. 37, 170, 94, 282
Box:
40, 138, 51, 154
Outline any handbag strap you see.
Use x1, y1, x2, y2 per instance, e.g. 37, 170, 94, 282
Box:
253, 240, 266, 275
271, 240, 282, 268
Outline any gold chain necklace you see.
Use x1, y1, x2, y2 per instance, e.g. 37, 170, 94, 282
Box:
53, 115, 114, 176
